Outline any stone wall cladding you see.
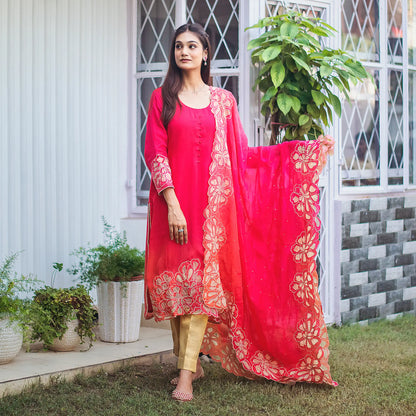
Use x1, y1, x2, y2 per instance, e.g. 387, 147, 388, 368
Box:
341, 196, 416, 323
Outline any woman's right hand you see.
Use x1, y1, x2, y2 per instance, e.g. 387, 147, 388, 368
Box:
162, 188, 188, 245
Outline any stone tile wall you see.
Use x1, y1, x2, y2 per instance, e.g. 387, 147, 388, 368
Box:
340, 195, 416, 323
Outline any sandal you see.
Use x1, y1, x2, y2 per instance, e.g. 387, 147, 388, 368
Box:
172, 389, 193, 402
170, 368, 204, 386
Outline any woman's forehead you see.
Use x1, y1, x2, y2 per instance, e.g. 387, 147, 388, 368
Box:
175, 31, 201, 44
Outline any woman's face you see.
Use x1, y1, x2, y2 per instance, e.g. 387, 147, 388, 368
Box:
174, 31, 207, 72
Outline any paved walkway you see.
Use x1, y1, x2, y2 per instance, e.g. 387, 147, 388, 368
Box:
0, 325, 173, 397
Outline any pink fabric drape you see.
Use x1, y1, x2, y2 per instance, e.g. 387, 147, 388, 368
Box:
145, 87, 337, 386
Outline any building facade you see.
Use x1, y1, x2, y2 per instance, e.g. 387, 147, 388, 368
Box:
1, 0, 415, 324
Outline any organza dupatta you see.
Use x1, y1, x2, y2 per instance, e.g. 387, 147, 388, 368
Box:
199, 87, 337, 386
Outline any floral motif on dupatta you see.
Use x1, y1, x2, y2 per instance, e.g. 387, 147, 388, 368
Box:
200, 87, 234, 309
201, 89, 336, 386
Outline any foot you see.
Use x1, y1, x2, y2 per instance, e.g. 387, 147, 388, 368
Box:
170, 358, 204, 386
171, 369, 193, 401
172, 389, 193, 402
170, 366, 204, 386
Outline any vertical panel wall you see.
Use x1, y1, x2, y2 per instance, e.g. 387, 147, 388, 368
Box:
0, 0, 129, 285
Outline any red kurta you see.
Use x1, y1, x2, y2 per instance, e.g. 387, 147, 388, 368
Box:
144, 86, 337, 386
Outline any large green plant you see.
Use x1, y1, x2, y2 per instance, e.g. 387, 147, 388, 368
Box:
68, 218, 145, 291
247, 12, 371, 143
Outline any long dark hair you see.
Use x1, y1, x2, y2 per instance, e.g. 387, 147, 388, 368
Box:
161, 23, 212, 128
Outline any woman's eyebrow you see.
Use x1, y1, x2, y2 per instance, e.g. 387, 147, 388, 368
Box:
175, 40, 200, 45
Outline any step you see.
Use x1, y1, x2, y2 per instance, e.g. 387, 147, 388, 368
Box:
0, 327, 174, 397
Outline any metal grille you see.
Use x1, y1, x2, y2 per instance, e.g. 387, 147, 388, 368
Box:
341, 70, 380, 187
410, 70, 416, 185
186, 0, 240, 97
136, 0, 176, 205
387, 0, 403, 63
341, 0, 380, 62
388, 70, 404, 184
187, 0, 239, 68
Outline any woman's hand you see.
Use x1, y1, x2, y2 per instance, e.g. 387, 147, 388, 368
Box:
162, 188, 188, 245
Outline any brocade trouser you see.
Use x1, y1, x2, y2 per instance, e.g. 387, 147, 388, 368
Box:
170, 314, 208, 372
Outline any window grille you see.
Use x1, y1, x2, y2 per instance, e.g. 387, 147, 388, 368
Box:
341, 0, 415, 191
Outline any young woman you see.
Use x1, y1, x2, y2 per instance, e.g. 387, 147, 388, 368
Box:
144, 23, 336, 402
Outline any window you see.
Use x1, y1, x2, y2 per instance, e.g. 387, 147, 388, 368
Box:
341, 0, 416, 190
132, 0, 240, 210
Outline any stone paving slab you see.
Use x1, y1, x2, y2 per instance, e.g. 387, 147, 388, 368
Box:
0, 327, 173, 397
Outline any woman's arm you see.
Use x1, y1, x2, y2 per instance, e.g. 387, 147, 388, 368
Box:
162, 188, 188, 245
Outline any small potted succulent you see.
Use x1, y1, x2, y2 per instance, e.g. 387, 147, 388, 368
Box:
247, 11, 371, 144
0, 252, 39, 364
68, 218, 145, 343
27, 264, 96, 351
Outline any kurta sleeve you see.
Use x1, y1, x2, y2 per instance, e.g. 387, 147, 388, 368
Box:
144, 88, 174, 194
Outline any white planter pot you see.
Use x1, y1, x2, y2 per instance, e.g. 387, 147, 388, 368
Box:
49, 318, 81, 352
97, 279, 144, 343
0, 317, 23, 364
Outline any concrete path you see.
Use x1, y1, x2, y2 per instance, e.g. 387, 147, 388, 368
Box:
0, 326, 173, 397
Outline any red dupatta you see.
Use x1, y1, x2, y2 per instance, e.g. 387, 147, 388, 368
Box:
199, 87, 337, 386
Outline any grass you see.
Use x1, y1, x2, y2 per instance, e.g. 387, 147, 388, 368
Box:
1, 315, 415, 416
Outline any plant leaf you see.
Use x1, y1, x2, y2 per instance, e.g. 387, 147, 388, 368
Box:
280, 22, 298, 38
299, 114, 310, 126
329, 93, 342, 117
277, 93, 293, 115
292, 55, 311, 74
320, 64, 332, 77
262, 45, 282, 62
271, 61, 285, 88
311, 90, 326, 106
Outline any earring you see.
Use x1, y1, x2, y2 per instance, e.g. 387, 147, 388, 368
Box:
203, 58, 207, 66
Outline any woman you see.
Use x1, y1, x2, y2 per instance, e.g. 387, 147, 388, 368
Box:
144, 23, 336, 402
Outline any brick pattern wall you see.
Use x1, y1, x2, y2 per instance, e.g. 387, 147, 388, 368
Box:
340, 196, 416, 323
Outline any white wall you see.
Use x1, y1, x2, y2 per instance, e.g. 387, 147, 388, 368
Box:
0, 0, 130, 285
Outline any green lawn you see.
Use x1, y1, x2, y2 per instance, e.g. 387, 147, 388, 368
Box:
1, 315, 415, 416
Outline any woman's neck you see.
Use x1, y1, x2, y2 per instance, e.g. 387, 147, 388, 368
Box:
180, 72, 205, 93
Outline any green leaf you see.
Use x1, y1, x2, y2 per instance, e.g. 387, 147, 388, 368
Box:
299, 114, 310, 126
262, 86, 278, 102
332, 77, 345, 92
311, 90, 326, 106
247, 38, 264, 50
291, 96, 301, 113
271, 61, 285, 88
292, 55, 311, 74
262, 45, 282, 62
311, 26, 332, 37
329, 93, 342, 117
277, 93, 293, 115
280, 22, 299, 38
320, 64, 332, 77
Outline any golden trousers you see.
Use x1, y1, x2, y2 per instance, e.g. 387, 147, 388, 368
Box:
170, 314, 208, 372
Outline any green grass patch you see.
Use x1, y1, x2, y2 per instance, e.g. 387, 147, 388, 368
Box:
1, 315, 415, 416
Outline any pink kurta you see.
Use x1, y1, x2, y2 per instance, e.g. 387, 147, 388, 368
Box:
144, 87, 220, 319
144, 86, 337, 386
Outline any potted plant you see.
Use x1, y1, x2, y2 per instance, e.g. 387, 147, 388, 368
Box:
0, 252, 39, 364
247, 11, 372, 143
68, 218, 145, 342
27, 265, 96, 351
